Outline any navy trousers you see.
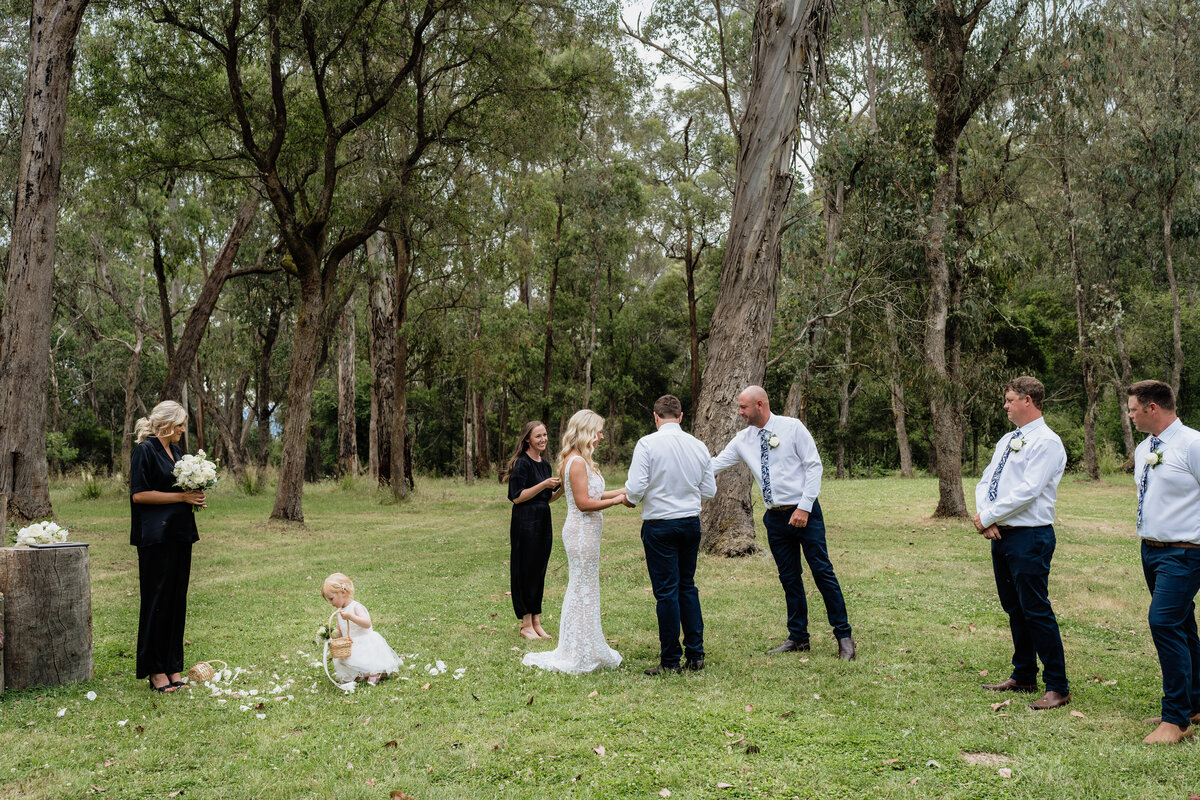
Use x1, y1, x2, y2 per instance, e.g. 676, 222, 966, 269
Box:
990, 525, 1069, 694
641, 517, 704, 666
1141, 542, 1200, 728
761, 499, 851, 643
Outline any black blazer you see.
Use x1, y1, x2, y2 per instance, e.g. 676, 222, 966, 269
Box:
129, 438, 200, 547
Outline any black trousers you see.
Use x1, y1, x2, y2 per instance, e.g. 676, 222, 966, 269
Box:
511, 501, 553, 619
136, 540, 193, 678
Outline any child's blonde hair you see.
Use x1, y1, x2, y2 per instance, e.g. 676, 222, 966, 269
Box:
321, 572, 355, 601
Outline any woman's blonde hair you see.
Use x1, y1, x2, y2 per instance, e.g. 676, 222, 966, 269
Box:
556, 409, 604, 480
134, 400, 187, 444
321, 573, 355, 601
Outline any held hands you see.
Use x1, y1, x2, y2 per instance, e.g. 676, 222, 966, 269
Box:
183, 490, 206, 508
972, 513, 1001, 539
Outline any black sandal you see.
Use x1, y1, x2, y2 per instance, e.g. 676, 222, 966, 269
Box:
169, 680, 188, 689
148, 678, 176, 693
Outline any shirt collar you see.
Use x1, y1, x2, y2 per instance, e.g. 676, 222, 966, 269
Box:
1018, 417, 1047, 435
1155, 417, 1184, 444
659, 422, 682, 433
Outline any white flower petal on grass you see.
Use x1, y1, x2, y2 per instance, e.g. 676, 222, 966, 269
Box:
435, 660, 446, 671
256, 713, 266, 719
86, 691, 97, 701
117, 720, 129, 726
56, 708, 66, 717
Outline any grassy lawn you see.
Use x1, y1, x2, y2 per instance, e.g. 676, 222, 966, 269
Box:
1, 470, 1196, 799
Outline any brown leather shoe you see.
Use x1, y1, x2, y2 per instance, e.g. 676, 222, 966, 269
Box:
765, 639, 810, 654
1143, 721, 1194, 745
643, 664, 682, 676
982, 678, 1038, 692
683, 658, 705, 672
837, 637, 856, 661
1029, 690, 1070, 710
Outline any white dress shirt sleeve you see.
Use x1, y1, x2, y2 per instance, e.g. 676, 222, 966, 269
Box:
710, 436, 744, 475
623, 439, 651, 507
698, 452, 717, 501
794, 422, 822, 512
978, 436, 1064, 528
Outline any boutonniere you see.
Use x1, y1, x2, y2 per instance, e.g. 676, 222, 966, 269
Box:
1008, 437, 1027, 453
1146, 449, 1164, 468
767, 434, 781, 449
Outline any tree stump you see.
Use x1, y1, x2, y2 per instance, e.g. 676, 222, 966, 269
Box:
0, 545, 93, 690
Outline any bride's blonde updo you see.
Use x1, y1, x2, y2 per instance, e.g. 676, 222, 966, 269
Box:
321, 573, 355, 601
134, 400, 187, 444
556, 409, 605, 480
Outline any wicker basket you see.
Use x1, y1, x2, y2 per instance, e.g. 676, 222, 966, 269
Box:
328, 610, 353, 659
187, 658, 228, 684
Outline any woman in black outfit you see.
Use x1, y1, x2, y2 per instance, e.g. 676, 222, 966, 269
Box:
129, 400, 207, 693
504, 421, 562, 639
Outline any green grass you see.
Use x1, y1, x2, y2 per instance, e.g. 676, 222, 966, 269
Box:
1, 472, 1196, 799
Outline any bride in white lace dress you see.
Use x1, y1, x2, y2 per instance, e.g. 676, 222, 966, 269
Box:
523, 409, 626, 674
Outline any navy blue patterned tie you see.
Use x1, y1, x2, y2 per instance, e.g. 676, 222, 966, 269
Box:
987, 429, 1023, 502
1137, 435, 1162, 530
759, 429, 774, 506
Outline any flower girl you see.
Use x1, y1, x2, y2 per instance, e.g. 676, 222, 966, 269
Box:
321, 573, 401, 685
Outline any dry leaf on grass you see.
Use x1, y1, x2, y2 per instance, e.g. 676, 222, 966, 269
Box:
593, 745, 606, 757
588, 690, 598, 699
716, 783, 733, 789
168, 793, 183, 798
979, 669, 989, 677
968, 623, 977, 632
659, 790, 671, 798
745, 704, 754, 712
882, 758, 901, 765
383, 740, 398, 749
998, 768, 1013, 779
908, 777, 921, 786
390, 791, 417, 800
991, 699, 1011, 712
1070, 710, 1086, 718
526, 695, 534, 706
420, 683, 431, 690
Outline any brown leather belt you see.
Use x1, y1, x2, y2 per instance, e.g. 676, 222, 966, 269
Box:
1143, 539, 1200, 550
767, 505, 798, 513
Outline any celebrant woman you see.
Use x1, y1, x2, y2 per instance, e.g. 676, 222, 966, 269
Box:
129, 400, 206, 693
503, 421, 562, 639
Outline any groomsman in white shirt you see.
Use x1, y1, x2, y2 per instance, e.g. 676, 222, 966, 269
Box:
973, 376, 1070, 710
623, 395, 717, 675
1127, 379, 1200, 745
711, 385, 856, 660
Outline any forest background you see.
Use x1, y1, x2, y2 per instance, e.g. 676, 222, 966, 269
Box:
0, 0, 1197, 541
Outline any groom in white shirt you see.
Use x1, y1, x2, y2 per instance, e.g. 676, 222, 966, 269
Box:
1127, 379, 1200, 745
711, 385, 855, 660
624, 395, 717, 675
974, 376, 1070, 711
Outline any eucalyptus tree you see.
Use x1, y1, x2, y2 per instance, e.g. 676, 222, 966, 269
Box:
897, 0, 1032, 518
0, 0, 90, 523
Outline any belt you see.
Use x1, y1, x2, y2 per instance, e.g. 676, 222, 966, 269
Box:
1143, 539, 1200, 550
767, 505, 798, 513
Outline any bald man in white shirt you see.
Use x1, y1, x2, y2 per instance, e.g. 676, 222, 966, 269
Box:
710, 386, 855, 660
624, 394, 717, 675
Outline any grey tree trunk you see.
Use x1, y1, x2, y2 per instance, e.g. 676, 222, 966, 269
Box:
694, 0, 831, 557
1163, 204, 1182, 398
0, 0, 89, 523
1063, 162, 1098, 479
367, 246, 395, 485
885, 302, 914, 477
336, 292, 359, 478
389, 230, 413, 499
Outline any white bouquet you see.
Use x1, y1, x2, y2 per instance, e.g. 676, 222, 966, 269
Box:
173, 450, 220, 510
14, 520, 69, 547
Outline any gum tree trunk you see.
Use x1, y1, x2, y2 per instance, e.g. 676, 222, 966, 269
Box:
695, 0, 831, 557
0, 0, 90, 523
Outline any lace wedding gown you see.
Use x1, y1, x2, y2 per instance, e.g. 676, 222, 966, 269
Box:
522, 455, 622, 674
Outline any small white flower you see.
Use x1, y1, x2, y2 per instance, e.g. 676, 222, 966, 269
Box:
1146, 450, 1163, 467
56, 708, 66, 718
767, 434, 781, 449
117, 719, 129, 726
1009, 437, 1027, 452
256, 713, 266, 720
86, 691, 97, 701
